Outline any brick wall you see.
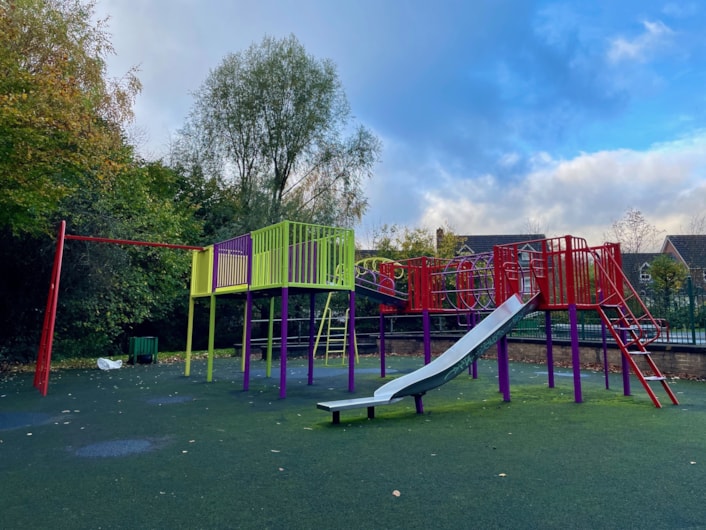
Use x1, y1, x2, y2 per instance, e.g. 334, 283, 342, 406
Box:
379, 336, 706, 379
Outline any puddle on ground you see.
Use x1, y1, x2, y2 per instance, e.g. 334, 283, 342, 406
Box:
146, 396, 193, 405
0, 412, 53, 431
74, 439, 153, 457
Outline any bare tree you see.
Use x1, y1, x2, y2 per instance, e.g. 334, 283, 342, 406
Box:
605, 207, 663, 253
521, 217, 547, 236
685, 213, 706, 235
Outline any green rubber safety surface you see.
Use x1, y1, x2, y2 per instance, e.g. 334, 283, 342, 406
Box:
1, 355, 704, 529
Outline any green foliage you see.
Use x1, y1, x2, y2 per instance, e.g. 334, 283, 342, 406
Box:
172, 34, 381, 232
52, 160, 200, 358
649, 254, 688, 314
0, 0, 140, 236
370, 224, 437, 260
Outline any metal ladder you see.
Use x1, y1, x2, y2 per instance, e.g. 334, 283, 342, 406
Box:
597, 304, 678, 407
593, 247, 678, 408
313, 292, 359, 366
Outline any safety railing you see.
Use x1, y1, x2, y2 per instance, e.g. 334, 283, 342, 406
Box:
250, 221, 355, 291
213, 233, 251, 292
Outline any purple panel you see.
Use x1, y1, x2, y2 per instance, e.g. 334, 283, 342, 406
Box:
214, 234, 251, 289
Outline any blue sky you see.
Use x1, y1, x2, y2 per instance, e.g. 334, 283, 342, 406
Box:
95, 0, 706, 248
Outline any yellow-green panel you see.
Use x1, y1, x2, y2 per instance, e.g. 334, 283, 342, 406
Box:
213, 221, 356, 292
190, 247, 213, 296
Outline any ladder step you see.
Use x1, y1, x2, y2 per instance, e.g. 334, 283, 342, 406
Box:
643, 376, 667, 381
628, 350, 650, 355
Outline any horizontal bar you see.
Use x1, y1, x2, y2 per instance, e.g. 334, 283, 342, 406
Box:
65, 234, 204, 251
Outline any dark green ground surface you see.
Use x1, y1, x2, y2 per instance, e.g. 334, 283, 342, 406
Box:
1, 354, 705, 530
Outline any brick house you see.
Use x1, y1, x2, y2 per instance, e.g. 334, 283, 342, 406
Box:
660, 235, 706, 289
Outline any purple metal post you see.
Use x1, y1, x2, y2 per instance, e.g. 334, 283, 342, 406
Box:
423, 309, 431, 364
379, 313, 386, 378
545, 311, 555, 388
243, 291, 253, 391
279, 288, 289, 399
598, 289, 609, 390
601, 316, 609, 390
498, 335, 510, 401
307, 293, 316, 385
414, 394, 424, 414
212, 242, 220, 292
243, 235, 254, 391
470, 312, 478, 378
348, 291, 356, 392
568, 304, 583, 403
621, 328, 631, 396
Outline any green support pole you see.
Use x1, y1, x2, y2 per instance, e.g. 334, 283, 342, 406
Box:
267, 296, 275, 378
207, 295, 216, 382
185, 297, 195, 377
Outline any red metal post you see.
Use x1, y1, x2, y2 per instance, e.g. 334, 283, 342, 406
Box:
34, 221, 67, 395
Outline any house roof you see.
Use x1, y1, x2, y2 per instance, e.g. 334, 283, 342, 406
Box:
660, 235, 706, 269
620, 252, 661, 287
457, 234, 546, 255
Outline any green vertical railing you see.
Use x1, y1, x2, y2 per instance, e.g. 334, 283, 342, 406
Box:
250, 221, 354, 291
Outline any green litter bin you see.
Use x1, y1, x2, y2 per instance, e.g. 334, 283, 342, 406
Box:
128, 337, 158, 365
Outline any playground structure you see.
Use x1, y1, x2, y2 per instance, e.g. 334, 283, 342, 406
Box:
185, 221, 357, 398
36, 220, 678, 416
184, 220, 677, 412
319, 234, 680, 422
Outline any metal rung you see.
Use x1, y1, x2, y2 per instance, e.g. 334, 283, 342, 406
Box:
628, 351, 650, 355
644, 376, 666, 381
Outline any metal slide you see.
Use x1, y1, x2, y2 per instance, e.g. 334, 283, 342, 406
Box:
317, 293, 541, 419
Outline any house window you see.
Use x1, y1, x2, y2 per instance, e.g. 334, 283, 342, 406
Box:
639, 263, 651, 283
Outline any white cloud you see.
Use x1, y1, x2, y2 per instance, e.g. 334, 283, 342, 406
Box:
607, 19, 674, 64
418, 131, 706, 248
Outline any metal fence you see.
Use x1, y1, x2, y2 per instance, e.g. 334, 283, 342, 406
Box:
509, 276, 706, 345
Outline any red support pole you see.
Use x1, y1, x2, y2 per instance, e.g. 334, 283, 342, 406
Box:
33, 223, 202, 396
65, 234, 203, 251
34, 221, 67, 395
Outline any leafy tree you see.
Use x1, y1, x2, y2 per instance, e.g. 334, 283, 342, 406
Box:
649, 254, 688, 315
0, 1, 205, 362
605, 207, 662, 253
173, 34, 380, 233
435, 225, 464, 258
52, 158, 201, 357
0, 0, 140, 236
370, 224, 436, 261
